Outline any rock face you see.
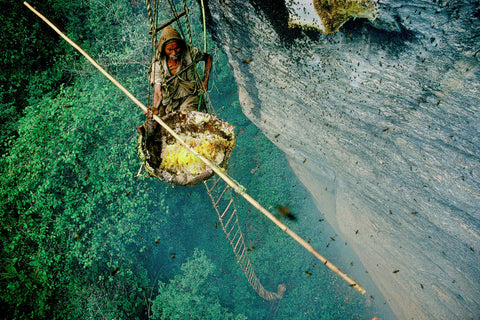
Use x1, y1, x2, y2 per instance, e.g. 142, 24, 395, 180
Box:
206, 0, 480, 319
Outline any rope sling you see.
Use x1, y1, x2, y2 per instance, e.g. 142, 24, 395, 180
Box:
24, 0, 366, 301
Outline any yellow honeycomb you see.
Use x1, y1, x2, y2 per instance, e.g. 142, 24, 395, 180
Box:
160, 134, 230, 175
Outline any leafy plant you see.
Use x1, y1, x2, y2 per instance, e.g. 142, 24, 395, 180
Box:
151, 249, 246, 320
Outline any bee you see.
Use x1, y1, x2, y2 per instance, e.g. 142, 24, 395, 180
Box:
171, 253, 176, 259
276, 205, 296, 220
393, 269, 400, 274
111, 267, 120, 276
247, 246, 255, 251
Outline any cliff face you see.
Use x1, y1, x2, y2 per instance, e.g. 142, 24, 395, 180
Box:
206, 0, 480, 319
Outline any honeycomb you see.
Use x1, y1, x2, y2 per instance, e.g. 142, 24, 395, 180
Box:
160, 133, 230, 175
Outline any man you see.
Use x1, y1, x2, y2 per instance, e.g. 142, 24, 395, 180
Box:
147, 26, 212, 117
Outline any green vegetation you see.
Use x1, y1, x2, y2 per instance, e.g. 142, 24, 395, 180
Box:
151, 249, 247, 320
1, 1, 378, 319
0, 1, 237, 319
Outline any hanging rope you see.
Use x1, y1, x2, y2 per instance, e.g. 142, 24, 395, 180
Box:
146, 0, 155, 35
197, 0, 216, 115
146, 0, 157, 107
200, 0, 207, 52
166, 0, 188, 43
182, 0, 193, 44
23, 1, 366, 296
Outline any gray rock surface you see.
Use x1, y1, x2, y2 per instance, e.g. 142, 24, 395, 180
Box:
206, 0, 480, 319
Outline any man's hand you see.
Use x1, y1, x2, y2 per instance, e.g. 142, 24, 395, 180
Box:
145, 106, 159, 118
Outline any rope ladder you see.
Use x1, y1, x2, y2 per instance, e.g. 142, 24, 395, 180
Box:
204, 176, 286, 301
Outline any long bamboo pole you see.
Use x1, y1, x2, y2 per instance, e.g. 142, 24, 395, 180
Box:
24, 1, 366, 294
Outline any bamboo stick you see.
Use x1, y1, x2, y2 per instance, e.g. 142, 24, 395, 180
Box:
24, 1, 366, 294
153, 9, 186, 34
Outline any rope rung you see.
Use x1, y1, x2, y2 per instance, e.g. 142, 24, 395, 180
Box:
239, 247, 248, 265
220, 199, 234, 218
226, 222, 236, 238
214, 185, 230, 207
234, 232, 243, 252
205, 176, 221, 194
230, 227, 240, 244
245, 262, 253, 277
234, 236, 244, 255
223, 208, 236, 230
238, 246, 247, 262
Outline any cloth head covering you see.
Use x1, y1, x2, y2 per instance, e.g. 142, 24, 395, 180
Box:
157, 26, 185, 58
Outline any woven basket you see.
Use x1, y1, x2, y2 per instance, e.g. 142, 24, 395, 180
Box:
138, 111, 236, 186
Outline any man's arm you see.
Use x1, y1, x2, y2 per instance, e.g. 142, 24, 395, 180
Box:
150, 83, 165, 117
148, 61, 165, 117
201, 53, 213, 91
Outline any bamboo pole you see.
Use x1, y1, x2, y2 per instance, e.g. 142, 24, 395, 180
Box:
152, 9, 186, 34
24, 1, 366, 294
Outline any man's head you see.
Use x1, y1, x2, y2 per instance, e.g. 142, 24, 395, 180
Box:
164, 40, 182, 60
157, 26, 185, 59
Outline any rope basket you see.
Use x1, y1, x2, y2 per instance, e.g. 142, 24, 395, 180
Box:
138, 110, 236, 186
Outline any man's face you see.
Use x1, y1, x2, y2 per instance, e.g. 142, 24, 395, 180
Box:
165, 41, 182, 60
